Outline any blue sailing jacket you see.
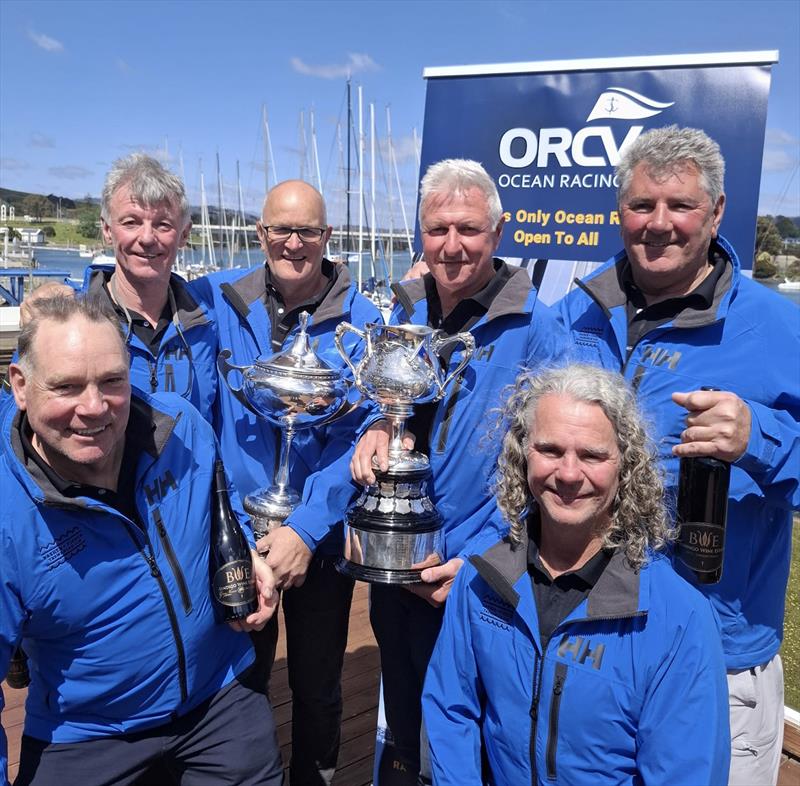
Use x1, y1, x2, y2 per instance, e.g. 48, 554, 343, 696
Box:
0, 392, 254, 783
191, 262, 382, 555
423, 531, 731, 785
556, 237, 800, 669
83, 265, 219, 422
391, 263, 571, 559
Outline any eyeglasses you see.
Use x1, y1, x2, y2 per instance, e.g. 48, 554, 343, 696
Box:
263, 225, 326, 242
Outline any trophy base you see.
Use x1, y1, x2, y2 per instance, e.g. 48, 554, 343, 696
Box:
244, 486, 300, 541
337, 464, 443, 585
336, 559, 429, 585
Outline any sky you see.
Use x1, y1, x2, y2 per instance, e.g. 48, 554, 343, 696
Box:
1, 0, 799, 229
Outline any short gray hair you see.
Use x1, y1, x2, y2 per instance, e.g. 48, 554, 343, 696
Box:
101, 153, 190, 225
493, 364, 673, 569
17, 294, 127, 372
418, 159, 503, 228
616, 125, 725, 208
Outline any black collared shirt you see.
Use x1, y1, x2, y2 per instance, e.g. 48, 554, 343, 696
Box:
264, 259, 336, 351
408, 259, 511, 452
424, 258, 512, 339
621, 250, 726, 360
19, 414, 141, 524
527, 519, 611, 647
102, 279, 172, 355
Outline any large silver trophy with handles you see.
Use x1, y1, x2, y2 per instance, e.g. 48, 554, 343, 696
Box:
334, 322, 474, 583
217, 312, 354, 541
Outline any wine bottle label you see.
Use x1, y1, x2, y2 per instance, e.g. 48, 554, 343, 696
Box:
212, 560, 256, 606
677, 522, 725, 574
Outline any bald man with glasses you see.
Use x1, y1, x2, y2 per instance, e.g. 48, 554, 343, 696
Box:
192, 180, 381, 785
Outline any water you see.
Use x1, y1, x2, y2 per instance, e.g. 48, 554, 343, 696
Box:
30, 246, 416, 287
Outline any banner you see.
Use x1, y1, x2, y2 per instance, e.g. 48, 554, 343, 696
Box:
419, 52, 777, 269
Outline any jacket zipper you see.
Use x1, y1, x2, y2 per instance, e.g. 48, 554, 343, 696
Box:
546, 662, 568, 779
120, 518, 189, 704
148, 359, 158, 392
153, 508, 193, 614
528, 649, 546, 785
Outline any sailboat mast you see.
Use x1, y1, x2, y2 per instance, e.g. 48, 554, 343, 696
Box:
358, 84, 364, 290
236, 160, 251, 268
346, 78, 352, 255
370, 102, 376, 274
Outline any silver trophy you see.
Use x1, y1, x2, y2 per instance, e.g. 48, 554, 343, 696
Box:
217, 312, 354, 541
334, 322, 474, 583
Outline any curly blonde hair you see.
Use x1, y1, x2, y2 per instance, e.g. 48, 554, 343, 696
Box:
493, 364, 673, 569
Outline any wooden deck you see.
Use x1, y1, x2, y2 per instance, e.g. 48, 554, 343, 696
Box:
1, 582, 380, 785
3, 581, 799, 785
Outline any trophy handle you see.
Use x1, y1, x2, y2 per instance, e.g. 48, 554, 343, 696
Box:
334, 322, 366, 385
216, 349, 258, 415
431, 331, 476, 397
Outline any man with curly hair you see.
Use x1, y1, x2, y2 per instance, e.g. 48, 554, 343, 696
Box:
423, 364, 730, 785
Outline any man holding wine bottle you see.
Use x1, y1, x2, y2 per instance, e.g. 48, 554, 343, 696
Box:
557, 125, 800, 785
0, 295, 283, 785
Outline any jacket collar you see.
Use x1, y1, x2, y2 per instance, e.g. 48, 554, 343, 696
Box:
392, 259, 534, 327
220, 259, 354, 327
578, 236, 739, 331
5, 393, 178, 507
469, 530, 645, 620
86, 266, 210, 331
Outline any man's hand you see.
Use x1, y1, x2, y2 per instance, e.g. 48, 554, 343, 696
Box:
671, 390, 751, 462
257, 526, 312, 590
20, 282, 75, 326
405, 558, 463, 608
350, 421, 415, 486
228, 550, 279, 632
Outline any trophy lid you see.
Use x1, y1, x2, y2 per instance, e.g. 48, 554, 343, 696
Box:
254, 311, 341, 380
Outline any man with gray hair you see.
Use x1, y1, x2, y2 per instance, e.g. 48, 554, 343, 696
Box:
18, 154, 218, 421
423, 363, 730, 784
351, 158, 570, 783
557, 125, 800, 785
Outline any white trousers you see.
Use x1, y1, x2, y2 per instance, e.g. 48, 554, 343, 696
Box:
727, 654, 784, 786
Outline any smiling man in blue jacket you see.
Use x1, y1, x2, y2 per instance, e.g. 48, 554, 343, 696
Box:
423, 364, 730, 785
0, 295, 282, 786
557, 125, 800, 785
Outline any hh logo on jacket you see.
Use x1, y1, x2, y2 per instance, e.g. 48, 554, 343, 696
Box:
557, 634, 605, 670
640, 345, 682, 370
144, 471, 178, 505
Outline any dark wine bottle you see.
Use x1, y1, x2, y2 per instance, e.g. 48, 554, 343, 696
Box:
210, 460, 258, 621
6, 646, 30, 689
675, 387, 730, 585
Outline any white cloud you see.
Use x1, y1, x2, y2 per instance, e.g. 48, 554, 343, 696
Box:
30, 132, 55, 149
379, 134, 420, 165
291, 53, 380, 80
765, 128, 799, 147
0, 158, 30, 172
762, 147, 799, 173
48, 165, 93, 180
28, 29, 64, 53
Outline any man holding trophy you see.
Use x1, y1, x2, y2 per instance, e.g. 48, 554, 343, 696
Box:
193, 180, 381, 786
350, 159, 571, 783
